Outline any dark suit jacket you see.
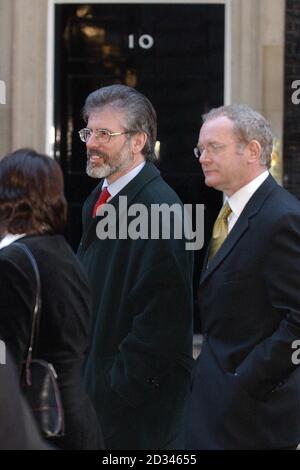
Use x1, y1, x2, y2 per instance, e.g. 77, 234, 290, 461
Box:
186, 175, 300, 450
77, 162, 194, 450
0, 235, 104, 450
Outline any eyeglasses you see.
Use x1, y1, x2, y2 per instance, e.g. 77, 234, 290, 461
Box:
194, 141, 236, 159
78, 128, 132, 143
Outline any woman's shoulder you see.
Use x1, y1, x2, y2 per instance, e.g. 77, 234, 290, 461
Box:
0, 235, 64, 262
20, 235, 89, 286
0, 235, 75, 278
0, 242, 37, 290
0, 235, 89, 293
0, 242, 30, 267
15, 234, 75, 262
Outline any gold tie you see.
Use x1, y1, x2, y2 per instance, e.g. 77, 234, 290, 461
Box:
209, 202, 232, 260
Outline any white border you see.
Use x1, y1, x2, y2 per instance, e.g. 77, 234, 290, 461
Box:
46, 0, 229, 156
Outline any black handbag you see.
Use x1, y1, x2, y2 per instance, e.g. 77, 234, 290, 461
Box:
15, 242, 65, 438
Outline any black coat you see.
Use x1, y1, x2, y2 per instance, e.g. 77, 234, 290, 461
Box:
0, 235, 104, 449
77, 162, 194, 450
186, 175, 300, 449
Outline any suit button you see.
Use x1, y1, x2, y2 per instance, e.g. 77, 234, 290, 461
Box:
146, 377, 155, 385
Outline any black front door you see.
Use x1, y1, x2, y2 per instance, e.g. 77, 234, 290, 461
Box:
54, 2, 224, 330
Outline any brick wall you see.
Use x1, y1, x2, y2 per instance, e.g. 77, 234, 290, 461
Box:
284, 0, 300, 199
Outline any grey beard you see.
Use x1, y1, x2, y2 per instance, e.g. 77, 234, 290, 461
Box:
86, 161, 113, 179
86, 142, 133, 179
86, 154, 133, 180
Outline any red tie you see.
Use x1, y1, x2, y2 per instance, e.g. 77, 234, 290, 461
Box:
92, 187, 111, 218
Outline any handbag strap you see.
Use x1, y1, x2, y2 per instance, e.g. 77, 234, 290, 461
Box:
14, 242, 41, 381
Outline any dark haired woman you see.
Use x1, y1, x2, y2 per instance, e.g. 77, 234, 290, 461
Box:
0, 149, 104, 450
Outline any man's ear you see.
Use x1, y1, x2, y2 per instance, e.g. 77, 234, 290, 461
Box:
247, 139, 262, 164
131, 132, 147, 154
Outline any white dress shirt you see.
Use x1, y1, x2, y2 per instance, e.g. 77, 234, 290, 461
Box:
102, 161, 146, 200
226, 171, 269, 233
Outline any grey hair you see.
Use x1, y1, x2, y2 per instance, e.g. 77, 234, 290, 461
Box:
202, 104, 274, 168
82, 84, 157, 162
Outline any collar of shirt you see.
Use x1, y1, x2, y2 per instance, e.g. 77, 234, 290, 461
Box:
102, 161, 146, 200
227, 170, 269, 232
0, 233, 27, 250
